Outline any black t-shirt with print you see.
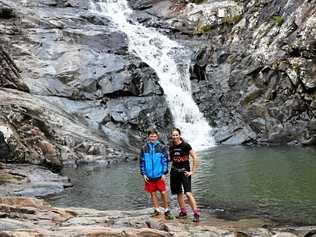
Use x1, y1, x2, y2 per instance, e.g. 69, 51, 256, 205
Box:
169, 141, 192, 170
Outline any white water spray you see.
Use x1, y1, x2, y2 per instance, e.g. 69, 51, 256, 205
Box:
91, 0, 215, 149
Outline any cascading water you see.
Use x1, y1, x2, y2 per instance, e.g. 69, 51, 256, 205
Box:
90, 0, 215, 149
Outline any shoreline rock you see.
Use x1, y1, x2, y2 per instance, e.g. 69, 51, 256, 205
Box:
0, 163, 71, 197
0, 196, 315, 237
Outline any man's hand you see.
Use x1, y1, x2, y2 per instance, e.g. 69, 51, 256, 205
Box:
184, 171, 193, 177
161, 175, 166, 181
143, 175, 149, 183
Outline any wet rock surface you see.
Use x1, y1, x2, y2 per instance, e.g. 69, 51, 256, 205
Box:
0, 0, 172, 168
191, 1, 314, 146
0, 196, 315, 237
132, 0, 316, 146
0, 162, 71, 197
0, 47, 29, 92
0, 88, 136, 168
0, 0, 315, 168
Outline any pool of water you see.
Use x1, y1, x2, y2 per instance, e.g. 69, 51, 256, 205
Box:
47, 145, 316, 225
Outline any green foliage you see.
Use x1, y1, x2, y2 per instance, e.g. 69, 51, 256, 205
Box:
292, 62, 301, 74
272, 15, 285, 26
199, 24, 214, 33
241, 89, 263, 106
222, 15, 242, 25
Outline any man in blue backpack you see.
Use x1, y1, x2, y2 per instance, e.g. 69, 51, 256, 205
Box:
139, 128, 173, 220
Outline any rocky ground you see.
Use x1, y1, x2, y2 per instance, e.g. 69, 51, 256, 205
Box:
0, 196, 316, 237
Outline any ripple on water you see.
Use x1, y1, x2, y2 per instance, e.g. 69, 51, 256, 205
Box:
47, 146, 316, 225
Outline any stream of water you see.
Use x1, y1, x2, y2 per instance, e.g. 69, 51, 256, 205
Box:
90, 0, 215, 149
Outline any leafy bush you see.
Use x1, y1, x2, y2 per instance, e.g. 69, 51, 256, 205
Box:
199, 24, 214, 33
272, 16, 285, 26
222, 15, 242, 25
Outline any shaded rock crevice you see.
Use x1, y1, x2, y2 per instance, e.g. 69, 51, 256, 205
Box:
0, 46, 29, 92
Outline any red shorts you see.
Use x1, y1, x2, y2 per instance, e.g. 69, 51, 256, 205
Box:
144, 179, 166, 193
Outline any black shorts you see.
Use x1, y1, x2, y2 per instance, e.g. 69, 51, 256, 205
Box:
170, 169, 191, 195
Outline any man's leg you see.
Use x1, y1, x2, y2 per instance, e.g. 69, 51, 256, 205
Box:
161, 191, 169, 209
177, 193, 186, 209
186, 192, 197, 210
175, 192, 188, 218
171, 171, 184, 209
186, 192, 200, 222
160, 191, 174, 220
150, 191, 159, 209
150, 191, 161, 217
182, 175, 200, 221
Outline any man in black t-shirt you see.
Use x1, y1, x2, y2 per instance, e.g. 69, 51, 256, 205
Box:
169, 128, 200, 223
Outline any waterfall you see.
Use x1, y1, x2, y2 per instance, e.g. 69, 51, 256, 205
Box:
90, 0, 215, 149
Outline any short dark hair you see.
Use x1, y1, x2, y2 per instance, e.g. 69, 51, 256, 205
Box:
171, 127, 181, 135
147, 128, 159, 136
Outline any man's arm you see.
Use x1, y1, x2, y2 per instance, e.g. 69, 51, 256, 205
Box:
189, 149, 198, 173
184, 149, 198, 177
139, 149, 145, 176
139, 147, 149, 182
162, 145, 169, 175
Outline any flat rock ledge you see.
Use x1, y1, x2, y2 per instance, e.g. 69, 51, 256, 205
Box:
0, 163, 72, 197
0, 197, 315, 237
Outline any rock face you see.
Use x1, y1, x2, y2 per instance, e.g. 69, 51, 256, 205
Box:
0, 0, 315, 169
169, 0, 315, 145
0, 163, 72, 197
0, 131, 11, 161
0, 46, 29, 92
0, 89, 138, 168
128, 0, 316, 146
0, 196, 315, 237
0, 0, 172, 167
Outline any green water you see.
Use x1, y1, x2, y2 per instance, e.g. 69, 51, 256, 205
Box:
48, 146, 316, 225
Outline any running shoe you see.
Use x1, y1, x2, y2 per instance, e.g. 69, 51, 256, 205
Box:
175, 211, 187, 219
193, 213, 200, 223
151, 210, 160, 217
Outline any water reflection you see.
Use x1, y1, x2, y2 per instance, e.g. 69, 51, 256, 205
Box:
193, 146, 316, 224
